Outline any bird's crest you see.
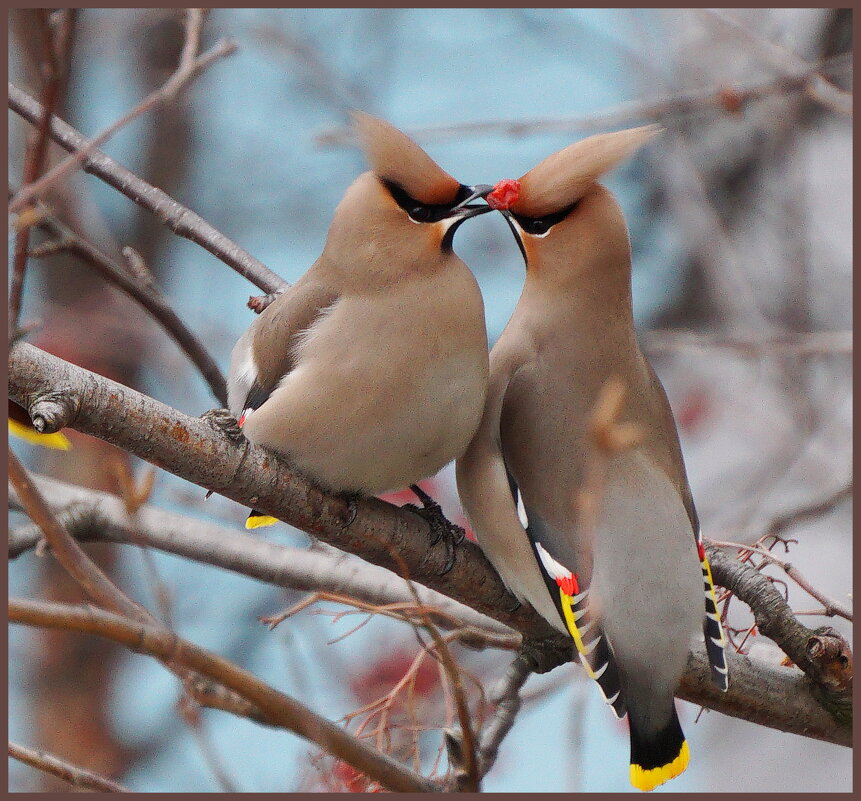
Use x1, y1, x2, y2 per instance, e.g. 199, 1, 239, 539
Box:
511, 125, 662, 218
351, 111, 461, 205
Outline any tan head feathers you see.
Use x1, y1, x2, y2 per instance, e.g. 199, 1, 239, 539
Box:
351, 111, 461, 206
511, 125, 662, 217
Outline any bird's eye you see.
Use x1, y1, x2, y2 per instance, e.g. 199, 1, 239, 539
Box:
522, 218, 551, 235
409, 205, 433, 223
512, 201, 579, 236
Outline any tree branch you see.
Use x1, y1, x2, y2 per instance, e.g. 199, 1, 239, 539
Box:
8, 83, 286, 295
643, 330, 852, 357
7, 342, 851, 745
21, 195, 227, 404
476, 656, 531, 777
9, 9, 75, 332
8, 449, 151, 622
9, 598, 440, 793
9, 740, 129, 793
9, 11, 237, 214
8, 472, 514, 642
698, 9, 852, 117
706, 545, 851, 727
314, 53, 851, 147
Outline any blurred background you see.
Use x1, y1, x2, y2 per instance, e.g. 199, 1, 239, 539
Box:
8, 8, 852, 792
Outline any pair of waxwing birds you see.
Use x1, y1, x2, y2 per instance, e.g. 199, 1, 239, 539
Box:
225, 113, 729, 791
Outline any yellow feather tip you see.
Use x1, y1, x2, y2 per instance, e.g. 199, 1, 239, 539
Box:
245, 514, 279, 530
630, 740, 689, 792
8, 419, 72, 450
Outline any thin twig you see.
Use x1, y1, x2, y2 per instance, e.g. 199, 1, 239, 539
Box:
7, 449, 151, 622
475, 656, 531, 778
764, 481, 853, 542
18, 193, 227, 404
8, 82, 286, 294
9, 598, 440, 793
9, 741, 129, 793
9, 9, 75, 332
708, 539, 852, 622
699, 9, 852, 117
9, 12, 236, 213
372, 542, 481, 791
644, 330, 852, 357
314, 53, 851, 147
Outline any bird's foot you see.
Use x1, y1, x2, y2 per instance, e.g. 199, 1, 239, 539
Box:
404, 485, 465, 575
518, 636, 575, 675
200, 409, 246, 501
338, 491, 361, 528
201, 408, 245, 443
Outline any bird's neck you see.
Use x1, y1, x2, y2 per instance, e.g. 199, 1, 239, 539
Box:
521, 262, 637, 346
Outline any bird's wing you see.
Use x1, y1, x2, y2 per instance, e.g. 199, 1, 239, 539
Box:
640, 359, 728, 690
227, 274, 340, 420
459, 344, 626, 717
517, 495, 627, 719
696, 524, 730, 691
456, 347, 564, 630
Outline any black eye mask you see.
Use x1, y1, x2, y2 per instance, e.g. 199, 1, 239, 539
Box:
499, 201, 579, 266
382, 180, 477, 224
510, 201, 578, 236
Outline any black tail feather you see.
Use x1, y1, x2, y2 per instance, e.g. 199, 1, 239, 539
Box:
628, 704, 689, 791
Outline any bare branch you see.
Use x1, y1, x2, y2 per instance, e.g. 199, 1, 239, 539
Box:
9, 741, 129, 793
7, 342, 851, 745
8, 471, 514, 642
9, 9, 75, 332
8, 83, 286, 295
314, 53, 851, 147
706, 545, 852, 726
8, 449, 151, 622
19, 194, 227, 404
764, 481, 853, 541
9, 598, 440, 793
698, 9, 852, 117
476, 656, 531, 777
644, 330, 852, 357
9, 12, 237, 213
709, 539, 852, 622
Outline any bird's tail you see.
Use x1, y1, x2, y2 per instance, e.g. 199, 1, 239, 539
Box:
9, 417, 72, 450
628, 704, 689, 792
246, 510, 279, 529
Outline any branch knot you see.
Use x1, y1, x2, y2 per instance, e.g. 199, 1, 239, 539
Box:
28, 389, 80, 434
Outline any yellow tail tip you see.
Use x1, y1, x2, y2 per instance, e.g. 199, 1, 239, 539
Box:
245, 514, 279, 530
630, 740, 689, 792
8, 419, 72, 450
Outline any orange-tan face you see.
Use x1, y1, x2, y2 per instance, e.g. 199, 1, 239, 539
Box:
333, 112, 495, 262
486, 175, 631, 281
482, 126, 660, 275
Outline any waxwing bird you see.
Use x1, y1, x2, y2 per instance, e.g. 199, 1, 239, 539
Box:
456, 127, 728, 791
222, 112, 493, 563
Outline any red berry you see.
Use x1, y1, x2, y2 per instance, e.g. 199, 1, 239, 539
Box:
487, 178, 521, 210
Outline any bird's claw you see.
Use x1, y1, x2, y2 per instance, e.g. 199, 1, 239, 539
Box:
506, 595, 523, 614
201, 408, 245, 443
404, 499, 465, 575
339, 492, 360, 528
518, 636, 574, 675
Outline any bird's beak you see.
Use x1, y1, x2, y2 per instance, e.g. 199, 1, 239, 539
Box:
499, 210, 528, 265
450, 184, 495, 219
